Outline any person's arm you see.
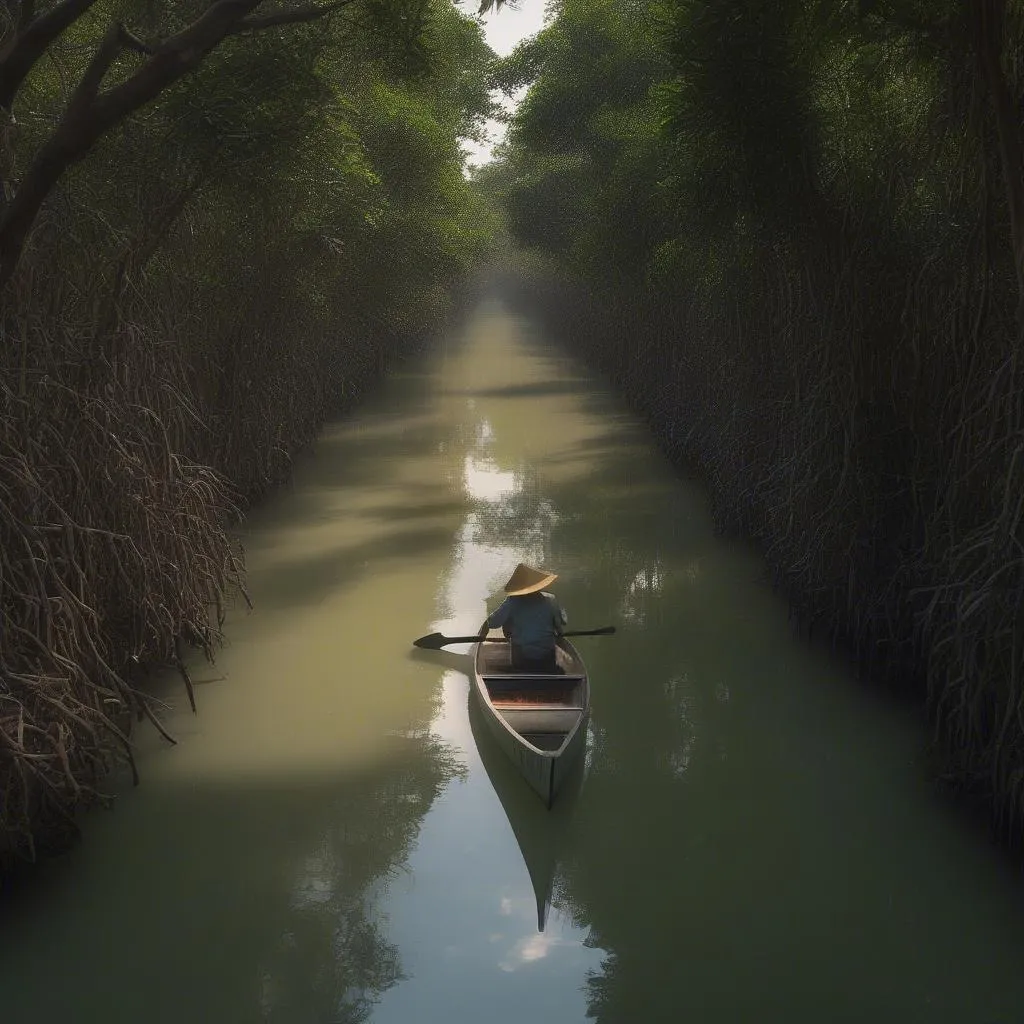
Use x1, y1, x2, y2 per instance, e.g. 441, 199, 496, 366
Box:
479, 598, 511, 637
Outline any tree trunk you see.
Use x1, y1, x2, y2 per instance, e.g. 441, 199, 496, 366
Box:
974, 0, 1024, 330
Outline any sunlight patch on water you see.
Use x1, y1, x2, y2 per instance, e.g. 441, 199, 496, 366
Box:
464, 453, 518, 502
618, 559, 666, 623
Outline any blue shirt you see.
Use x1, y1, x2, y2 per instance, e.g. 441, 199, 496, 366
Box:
487, 591, 567, 661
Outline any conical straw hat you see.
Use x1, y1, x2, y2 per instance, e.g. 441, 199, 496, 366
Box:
503, 562, 558, 596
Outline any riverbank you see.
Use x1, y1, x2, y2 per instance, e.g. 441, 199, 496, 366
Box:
0, 296, 452, 872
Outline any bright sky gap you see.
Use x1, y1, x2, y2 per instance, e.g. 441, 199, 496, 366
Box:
460, 0, 548, 169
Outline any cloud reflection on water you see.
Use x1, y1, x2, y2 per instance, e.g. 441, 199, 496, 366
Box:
499, 930, 574, 972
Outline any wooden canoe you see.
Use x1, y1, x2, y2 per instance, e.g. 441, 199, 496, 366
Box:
471, 630, 590, 809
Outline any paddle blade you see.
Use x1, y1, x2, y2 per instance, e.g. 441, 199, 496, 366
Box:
412, 632, 447, 650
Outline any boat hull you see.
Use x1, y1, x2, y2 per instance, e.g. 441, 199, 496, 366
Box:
472, 632, 590, 808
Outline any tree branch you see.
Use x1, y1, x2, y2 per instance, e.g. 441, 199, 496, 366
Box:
71, 22, 124, 110
231, 0, 356, 34
0, 0, 361, 287
18, 3, 37, 32
0, 0, 100, 111
117, 24, 154, 57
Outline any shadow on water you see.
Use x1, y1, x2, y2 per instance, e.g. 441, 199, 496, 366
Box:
249, 523, 455, 613
240, 364, 449, 537
445, 379, 591, 400
264, 415, 443, 508
357, 499, 467, 524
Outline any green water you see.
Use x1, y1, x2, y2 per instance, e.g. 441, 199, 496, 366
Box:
2, 290, 1023, 1023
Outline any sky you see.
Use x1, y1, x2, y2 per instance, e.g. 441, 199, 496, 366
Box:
458, 1, 549, 169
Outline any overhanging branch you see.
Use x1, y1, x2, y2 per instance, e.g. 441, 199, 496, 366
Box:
0, 0, 361, 288
0, 0, 100, 111
231, 0, 357, 34
117, 24, 154, 57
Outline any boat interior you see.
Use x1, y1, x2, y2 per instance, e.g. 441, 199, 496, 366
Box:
477, 639, 587, 751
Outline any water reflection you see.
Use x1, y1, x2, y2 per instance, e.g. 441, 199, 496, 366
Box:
252, 739, 463, 1022
1, 748, 464, 1022
367, 302, 604, 1022
468, 688, 585, 932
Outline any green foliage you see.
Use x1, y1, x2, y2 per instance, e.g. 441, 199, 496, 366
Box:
11, 0, 498, 324
492, 0, 985, 275
487, 0, 672, 279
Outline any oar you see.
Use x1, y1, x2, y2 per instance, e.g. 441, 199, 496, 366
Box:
413, 625, 616, 650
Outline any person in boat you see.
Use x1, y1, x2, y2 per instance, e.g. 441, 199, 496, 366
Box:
479, 563, 568, 673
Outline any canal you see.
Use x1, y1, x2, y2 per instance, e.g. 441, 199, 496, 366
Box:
3, 288, 1024, 1022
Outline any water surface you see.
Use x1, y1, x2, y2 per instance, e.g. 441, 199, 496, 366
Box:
3, 291, 1024, 1023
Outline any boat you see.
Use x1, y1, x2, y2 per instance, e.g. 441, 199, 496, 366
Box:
468, 688, 585, 932
471, 629, 590, 809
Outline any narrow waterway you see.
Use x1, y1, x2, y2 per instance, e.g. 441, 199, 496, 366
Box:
3, 289, 1024, 1023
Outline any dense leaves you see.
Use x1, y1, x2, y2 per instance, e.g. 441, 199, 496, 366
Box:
481, 0, 671, 279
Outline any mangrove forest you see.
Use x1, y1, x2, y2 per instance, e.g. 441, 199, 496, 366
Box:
481, 0, 1024, 851
0, 0, 496, 867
